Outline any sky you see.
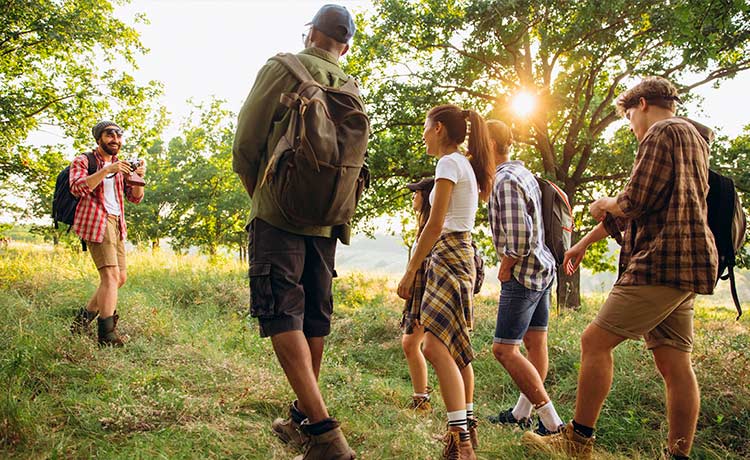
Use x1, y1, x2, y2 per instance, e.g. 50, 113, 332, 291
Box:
28, 0, 750, 146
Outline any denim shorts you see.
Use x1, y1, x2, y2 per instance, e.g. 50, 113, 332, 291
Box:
493, 276, 551, 345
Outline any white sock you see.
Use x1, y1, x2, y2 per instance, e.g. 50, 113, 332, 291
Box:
413, 392, 429, 398
447, 409, 468, 431
466, 402, 474, 418
537, 401, 563, 431
511, 393, 533, 421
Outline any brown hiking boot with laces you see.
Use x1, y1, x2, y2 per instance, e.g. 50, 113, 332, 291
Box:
409, 386, 433, 414
522, 421, 594, 459
293, 422, 355, 460
272, 400, 309, 451
442, 426, 476, 460
467, 416, 479, 449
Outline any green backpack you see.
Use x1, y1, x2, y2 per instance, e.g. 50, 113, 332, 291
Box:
261, 53, 370, 227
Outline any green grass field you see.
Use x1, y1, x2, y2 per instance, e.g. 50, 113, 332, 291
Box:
1, 244, 748, 459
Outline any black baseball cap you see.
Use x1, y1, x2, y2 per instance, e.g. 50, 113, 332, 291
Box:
406, 177, 435, 193
307, 4, 356, 43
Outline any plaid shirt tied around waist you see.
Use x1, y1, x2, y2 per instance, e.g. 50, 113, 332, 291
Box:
603, 118, 718, 294
69, 149, 142, 243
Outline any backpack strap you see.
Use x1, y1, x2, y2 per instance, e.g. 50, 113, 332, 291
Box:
727, 268, 743, 320
85, 151, 98, 175
272, 53, 363, 103
272, 53, 317, 86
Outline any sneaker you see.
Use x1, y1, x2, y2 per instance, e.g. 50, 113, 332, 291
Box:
272, 400, 309, 451
522, 421, 594, 459
467, 416, 479, 449
293, 423, 355, 460
534, 416, 563, 436
442, 427, 476, 460
487, 408, 532, 428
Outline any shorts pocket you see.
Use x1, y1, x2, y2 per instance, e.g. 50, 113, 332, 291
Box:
249, 263, 275, 318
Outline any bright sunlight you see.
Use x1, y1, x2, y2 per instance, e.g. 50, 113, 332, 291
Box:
511, 90, 537, 118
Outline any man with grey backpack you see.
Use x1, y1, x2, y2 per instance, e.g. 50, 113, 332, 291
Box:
232, 5, 368, 460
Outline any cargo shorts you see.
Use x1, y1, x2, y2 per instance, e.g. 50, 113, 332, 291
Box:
87, 215, 126, 270
248, 218, 337, 338
594, 284, 696, 352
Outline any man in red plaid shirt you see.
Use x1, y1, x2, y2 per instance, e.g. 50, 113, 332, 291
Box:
69, 120, 146, 347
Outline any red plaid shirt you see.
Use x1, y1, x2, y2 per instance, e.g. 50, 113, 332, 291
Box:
69, 149, 142, 243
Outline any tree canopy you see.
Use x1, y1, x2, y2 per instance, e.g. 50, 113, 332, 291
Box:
345, 0, 750, 305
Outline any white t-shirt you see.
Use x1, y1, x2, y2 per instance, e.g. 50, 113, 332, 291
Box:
429, 152, 478, 232
102, 161, 121, 216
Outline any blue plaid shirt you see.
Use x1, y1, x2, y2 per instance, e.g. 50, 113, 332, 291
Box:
488, 161, 556, 291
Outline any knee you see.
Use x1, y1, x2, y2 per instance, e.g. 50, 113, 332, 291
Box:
492, 343, 517, 365
580, 327, 601, 356
100, 268, 120, 287
421, 341, 439, 364
402, 335, 422, 358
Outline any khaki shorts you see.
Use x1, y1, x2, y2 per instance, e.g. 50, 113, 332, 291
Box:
88, 215, 126, 270
594, 284, 696, 352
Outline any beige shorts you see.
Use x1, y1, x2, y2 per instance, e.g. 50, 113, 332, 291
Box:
594, 284, 696, 352
88, 215, 126, 271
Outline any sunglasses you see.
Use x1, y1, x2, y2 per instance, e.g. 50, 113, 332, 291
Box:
102, 128, 124, 138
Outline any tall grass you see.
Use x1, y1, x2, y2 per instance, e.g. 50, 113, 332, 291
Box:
1, 244, 748, 459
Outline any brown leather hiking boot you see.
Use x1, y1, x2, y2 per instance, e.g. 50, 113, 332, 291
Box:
467, 416, 479, 449
293, 425, 355, 460
410, 394, 432, 414
442, 427, 476, 460
522, 421, 594, 459
97, 315, 123, 347
70, 307, 97, 335
272, 400, 309, 451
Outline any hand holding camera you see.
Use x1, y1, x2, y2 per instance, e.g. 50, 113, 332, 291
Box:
125, 159, 146, 187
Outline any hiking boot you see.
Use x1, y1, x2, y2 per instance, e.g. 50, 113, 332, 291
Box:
533, 416, 563, 436
522, 421, 594, 459
70, 307, 97, 335
442, 427, 476, 460
272, 400, 309, 451
97, 315, 124, 347
293, 423, 355, 460
467, 416, 479, 449
410, 394, 432, 414
487, 407, 532, 428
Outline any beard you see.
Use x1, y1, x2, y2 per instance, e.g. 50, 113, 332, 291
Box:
100, 141, 120, 156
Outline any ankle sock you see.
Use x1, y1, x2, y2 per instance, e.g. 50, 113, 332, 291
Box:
572, 419, 595, 438
512, 393, 533, 421
301, 417, 339, 436
413, 392, 430, 399
466, 402, 474, 419
536, 401, 564, 431
290, 400, 306, 424
447, 409, 470, 441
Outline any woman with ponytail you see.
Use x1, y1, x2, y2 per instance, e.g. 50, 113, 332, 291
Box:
397, 104, 493, 460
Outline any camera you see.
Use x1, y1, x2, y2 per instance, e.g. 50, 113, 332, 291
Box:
124, 159, 145, 187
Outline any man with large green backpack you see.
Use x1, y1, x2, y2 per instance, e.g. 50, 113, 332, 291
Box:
232, 5, 369, 459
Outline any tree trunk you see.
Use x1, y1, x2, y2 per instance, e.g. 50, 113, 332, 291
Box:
556, 269, 581, 310
151, 239, 160, 251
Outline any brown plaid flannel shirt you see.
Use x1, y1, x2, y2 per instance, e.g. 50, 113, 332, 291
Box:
604, 118, 718, 294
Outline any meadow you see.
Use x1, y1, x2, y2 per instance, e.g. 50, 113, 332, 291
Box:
1, 244, 748, 459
